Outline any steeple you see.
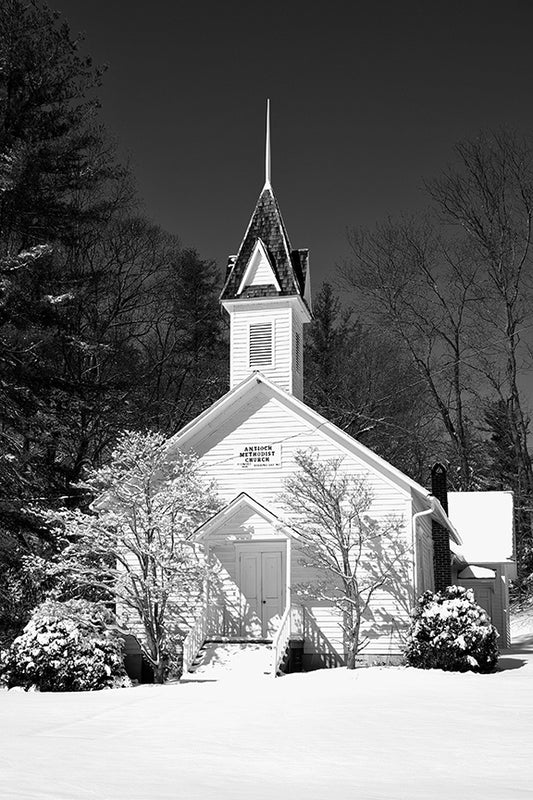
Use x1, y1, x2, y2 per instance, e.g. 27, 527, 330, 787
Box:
265, 98, 271, 187
220, 102, 312, 399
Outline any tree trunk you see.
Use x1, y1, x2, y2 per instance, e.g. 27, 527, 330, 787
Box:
344, 603, 361, 669
345, 637, 358, 669
144, 624, 166, 683
152, 660, 166, 684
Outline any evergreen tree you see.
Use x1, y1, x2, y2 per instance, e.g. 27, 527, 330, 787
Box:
0, 2, 231, 643
484, 400, 532, 584
0, 0, 123, 251
0, 0, 131, 631
143, 248, 228, 433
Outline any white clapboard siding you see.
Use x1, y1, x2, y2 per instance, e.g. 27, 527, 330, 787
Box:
301, 601, 406, 660
184, 389, 415, 659
413, 493, 435, 595
228, 301, 306, 399
292, 532, 412, 659
303, 605, 344, 661
115, 543, 206, 650
238, 239, 280, 291
207, 507, 286, 543
230, 306, 291, 390
192, 395, 411, 514
209, 547, 245, 637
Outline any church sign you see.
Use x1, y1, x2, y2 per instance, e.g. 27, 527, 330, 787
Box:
235, 443, 282, 468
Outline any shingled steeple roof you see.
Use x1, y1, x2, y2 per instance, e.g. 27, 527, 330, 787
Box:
220, 185, 309, 302
220, 101, 310, 308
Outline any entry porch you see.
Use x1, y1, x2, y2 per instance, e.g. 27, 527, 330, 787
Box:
182, 492, 351, 676
183, 493, 300, 676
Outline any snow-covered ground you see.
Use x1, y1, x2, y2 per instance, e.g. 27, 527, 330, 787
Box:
181, 641, 273, 682
1, 614, 533, 800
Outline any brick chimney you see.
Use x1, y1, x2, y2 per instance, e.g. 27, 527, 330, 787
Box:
431, 463, 451, 591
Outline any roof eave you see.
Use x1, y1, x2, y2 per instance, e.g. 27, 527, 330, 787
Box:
170, 373, 420, 499
192, 490, 299, 541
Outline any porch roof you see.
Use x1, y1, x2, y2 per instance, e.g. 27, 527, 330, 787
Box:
192, 491, 299, 541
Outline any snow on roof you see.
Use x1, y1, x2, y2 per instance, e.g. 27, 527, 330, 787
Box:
193, 492, 298, 541
458, 565, 496, 579
447, 491, 514, 563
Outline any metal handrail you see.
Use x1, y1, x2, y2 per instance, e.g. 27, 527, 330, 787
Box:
182, 605, 208, 675
272, 603, 292, 677
182, 602, 224, 674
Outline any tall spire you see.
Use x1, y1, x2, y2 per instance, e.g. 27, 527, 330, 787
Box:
265, 98, 271, 187
220, 99, 312, 397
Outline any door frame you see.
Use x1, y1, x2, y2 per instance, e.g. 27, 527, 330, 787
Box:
235, 539, 289, 637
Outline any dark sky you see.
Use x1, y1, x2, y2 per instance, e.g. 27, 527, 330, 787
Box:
51, 0, 533, 288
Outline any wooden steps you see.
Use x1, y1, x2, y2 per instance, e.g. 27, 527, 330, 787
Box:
181, 635, 305, 682
181, 640, 274, 682
277, 638, 304, 676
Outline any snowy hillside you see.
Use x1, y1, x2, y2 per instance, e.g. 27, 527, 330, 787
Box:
1, 614, 532, 800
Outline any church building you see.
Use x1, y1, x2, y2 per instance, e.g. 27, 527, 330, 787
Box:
135, 104, 516, 678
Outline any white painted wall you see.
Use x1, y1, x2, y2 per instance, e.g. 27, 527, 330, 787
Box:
190, 393, 410, 513
187, 389, 414, 659
224, 297, 308, 399
412, 493, 435, 596
237, 239, 281, 293
457, 564, 510, 646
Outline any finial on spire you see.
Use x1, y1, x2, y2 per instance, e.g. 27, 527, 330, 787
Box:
265, 98, 271, 186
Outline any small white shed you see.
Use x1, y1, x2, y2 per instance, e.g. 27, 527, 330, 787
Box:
448, 491, 516, 646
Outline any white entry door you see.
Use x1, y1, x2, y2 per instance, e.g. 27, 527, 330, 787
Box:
239, 549, 283, 637
261, 551, 283, 636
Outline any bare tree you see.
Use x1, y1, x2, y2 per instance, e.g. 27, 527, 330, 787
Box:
428, 131, 533, 546
342, 130, 533, 581
282, 449, 409, 669
342, 218, 484, 488
305, 282, 440, 482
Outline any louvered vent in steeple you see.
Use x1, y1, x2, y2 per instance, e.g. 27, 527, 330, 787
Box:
294, 331, 301, 373
249, 322, 273, 368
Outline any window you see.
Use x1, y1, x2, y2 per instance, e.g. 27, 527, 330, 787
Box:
294, 330, 301, 373
249, 322, 273, 368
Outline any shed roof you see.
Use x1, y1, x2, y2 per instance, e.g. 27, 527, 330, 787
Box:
447, 491, 514, 563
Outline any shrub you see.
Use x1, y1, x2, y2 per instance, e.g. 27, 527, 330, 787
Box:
405, 586, 499, 673
0, 599, 131, 691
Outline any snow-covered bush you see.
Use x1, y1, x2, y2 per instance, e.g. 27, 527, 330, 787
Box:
0, 599, 130, 691
405, 586, 498, 673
